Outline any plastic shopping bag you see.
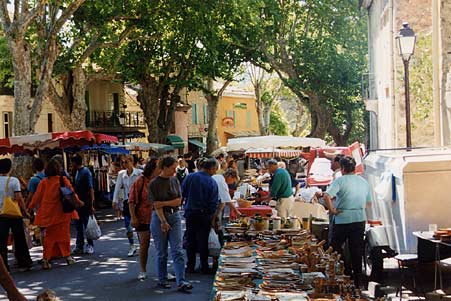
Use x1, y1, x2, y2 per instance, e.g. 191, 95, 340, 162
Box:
208, 229, 221, 257
86, 215, 102, 240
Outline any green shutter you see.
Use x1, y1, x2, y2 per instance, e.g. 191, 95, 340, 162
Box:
203, 104, 208, 123
233, 111, 236, 128
246, 111, 251, 128
192, 103, 198, 124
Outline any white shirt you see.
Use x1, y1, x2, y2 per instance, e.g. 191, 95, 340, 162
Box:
0, 176, 20, 208
113, 168, 142, 204
212, 174, 231, 203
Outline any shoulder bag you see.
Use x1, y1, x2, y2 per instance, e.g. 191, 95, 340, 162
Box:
60, 175, 80, 213
0, 177, 22, 218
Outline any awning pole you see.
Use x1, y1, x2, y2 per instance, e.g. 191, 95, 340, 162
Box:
62, 149, 68, 171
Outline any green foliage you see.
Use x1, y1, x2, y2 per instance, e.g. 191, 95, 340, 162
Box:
410, 34, 433, 123
226, 0, 368, 144
0, 36, 13, 89
269, 101, 289, 135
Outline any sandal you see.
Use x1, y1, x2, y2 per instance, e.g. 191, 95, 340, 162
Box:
157, 282, 171, 289
177, 282, 193, 293
66, 256, 76, 266
42, 260, 51, 270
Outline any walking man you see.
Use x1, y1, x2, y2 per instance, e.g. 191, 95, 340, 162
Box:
71, 155, 95, 255
182, 157, 219, 274
113, 155, 142, 257
267, 159, 294, 218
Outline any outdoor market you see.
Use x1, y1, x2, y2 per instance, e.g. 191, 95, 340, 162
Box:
0, 130, 449, 301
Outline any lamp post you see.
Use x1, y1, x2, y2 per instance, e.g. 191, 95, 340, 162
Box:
118, 112, 126, 144
396, 22, 416, 149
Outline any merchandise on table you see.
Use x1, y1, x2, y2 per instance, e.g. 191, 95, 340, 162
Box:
214, 228, 369, 301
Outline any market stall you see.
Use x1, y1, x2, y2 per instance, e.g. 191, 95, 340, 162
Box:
214, 221, 370, 301
226, 136, 326, 152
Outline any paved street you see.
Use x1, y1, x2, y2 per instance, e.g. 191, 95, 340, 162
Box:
0, 210, 214, 301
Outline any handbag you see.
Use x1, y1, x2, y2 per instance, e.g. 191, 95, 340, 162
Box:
60, 175, 79, 213
0, 177, 22, 218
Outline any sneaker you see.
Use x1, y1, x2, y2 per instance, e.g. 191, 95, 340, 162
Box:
85, 245, 94, 255
138, 272, 147, 281
177, 281, 193, 293
127, 245, 137, 257
71, 248, 83, 255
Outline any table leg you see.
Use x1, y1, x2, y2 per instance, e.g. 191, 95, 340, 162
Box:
434, 244, 438, 290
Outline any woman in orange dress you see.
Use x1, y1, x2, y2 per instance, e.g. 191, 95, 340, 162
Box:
28, 157, 83, 269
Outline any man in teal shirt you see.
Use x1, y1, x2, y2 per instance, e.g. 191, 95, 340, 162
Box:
323, 156, 372, 288
267, 159, 294, 218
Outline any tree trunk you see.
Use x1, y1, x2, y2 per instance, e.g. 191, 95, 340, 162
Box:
9, 39, 33, 135
206, 95, 219, 154
48, 67, 88, 131
30, 37, 60, 132
138, 78, 161, 143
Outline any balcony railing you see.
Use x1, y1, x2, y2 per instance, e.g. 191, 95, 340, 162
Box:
86, 111, 146, 129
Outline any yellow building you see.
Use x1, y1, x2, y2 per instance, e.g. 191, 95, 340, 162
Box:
0, 95, 66, 138
85, 81, 147, 141
216, 89, 260, 146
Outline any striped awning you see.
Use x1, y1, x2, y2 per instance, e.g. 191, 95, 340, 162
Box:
245, 148, 303, 158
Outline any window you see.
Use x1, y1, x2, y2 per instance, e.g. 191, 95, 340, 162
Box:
3, 112, 12, 138
113, 93, 120, 113
203, 104, 209, 124
192, 103, 198, 125
226, 110, 236, 127
47, 113, 53, 133
246, 111, 251, 128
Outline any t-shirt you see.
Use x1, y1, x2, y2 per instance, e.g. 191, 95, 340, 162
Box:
148, 176, 181, 204
74, 167, 93, 201
27, 172, 45, 194
326, 174, 372, 224
0, 176, 21, 209
212, 174, 231, 203
186, 160, 196, 173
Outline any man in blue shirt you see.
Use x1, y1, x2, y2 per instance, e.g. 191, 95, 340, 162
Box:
71, 155, 95, 255
26, 158, 45, 205
182, 157, 219, 274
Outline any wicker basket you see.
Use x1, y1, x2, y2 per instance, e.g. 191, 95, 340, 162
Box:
237, 198, 254, 208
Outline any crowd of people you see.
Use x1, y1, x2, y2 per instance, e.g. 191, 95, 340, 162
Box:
0, 149, 372, 299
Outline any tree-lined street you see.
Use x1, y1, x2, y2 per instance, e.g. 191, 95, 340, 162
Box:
1, 210, 214, 301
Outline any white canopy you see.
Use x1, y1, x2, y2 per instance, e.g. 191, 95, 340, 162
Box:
227, 135, 325, 151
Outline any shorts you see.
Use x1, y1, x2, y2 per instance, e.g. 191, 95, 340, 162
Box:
135, 224, 150, 232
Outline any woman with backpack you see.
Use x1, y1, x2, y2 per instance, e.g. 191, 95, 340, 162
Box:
128, 157, 160, 281
28, 157, 83, 270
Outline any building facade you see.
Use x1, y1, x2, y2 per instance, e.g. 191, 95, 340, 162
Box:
0, 95, 66, 138
216, 89, 260, 147
362, 0, 437, 149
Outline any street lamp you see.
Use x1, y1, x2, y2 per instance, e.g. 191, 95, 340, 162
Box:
396, 22, 416, 149
118, 112, 126, 144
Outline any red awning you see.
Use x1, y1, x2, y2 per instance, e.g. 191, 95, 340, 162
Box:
94, 133, 118, 144
0, 130, 117, 155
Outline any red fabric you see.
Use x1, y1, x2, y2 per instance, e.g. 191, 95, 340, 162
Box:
28, 176, 79, 227
128, 175, 153, 225
43, 222, 71, 260
52, 130, 96, 148
236, 205, 273, 217
95, 133, 118, 144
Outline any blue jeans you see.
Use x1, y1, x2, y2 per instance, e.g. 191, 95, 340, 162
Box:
151, 211, 186, 286
123, 200, 134, 245
75, 213, 93, 249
